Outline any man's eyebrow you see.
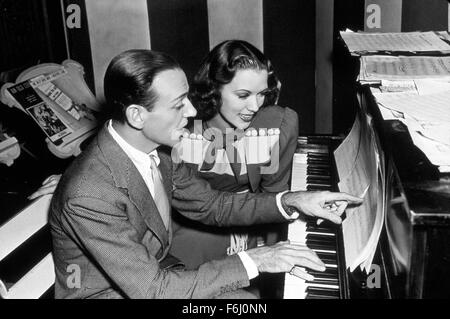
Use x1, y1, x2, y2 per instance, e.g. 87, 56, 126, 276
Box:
170, 92, 188, 103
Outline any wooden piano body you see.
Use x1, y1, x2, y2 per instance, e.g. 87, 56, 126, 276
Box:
284, 84, 450, 299
354, 86, 450, 299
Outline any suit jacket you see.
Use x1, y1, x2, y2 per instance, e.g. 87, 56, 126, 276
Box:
49, 124, 286, 299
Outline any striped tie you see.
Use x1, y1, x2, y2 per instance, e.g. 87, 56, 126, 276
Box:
149, 155, 170, 230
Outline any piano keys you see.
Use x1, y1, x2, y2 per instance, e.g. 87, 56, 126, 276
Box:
282, 86, 450, 299
283, 136, 349, 299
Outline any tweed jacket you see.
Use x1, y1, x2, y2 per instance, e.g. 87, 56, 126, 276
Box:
49, 124, 286, 298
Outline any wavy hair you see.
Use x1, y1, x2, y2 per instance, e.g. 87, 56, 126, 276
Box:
189, 40, 280, 121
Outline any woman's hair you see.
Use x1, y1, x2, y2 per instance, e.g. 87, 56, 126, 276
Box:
189, 40, 280, 121
103, 49, 180, 123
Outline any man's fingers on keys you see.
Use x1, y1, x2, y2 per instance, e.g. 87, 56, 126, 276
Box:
294, 256, 326, 272
288, 245, 326, 271
289, 266, 314, 281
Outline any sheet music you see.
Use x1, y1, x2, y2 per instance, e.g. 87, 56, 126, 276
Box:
335, 114, 385, 272
333, 115, 361, 182
360, 56, 450, 80
405, 116, 450, 166
375, 90, 450, 123
340, 31, 450, 54
414, 79, 450, 95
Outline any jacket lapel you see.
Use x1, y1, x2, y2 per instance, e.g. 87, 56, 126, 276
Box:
127, 166, 170, 252
97, 125, 170, 255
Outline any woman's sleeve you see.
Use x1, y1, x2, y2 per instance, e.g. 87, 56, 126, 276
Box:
260, 107, 299, 193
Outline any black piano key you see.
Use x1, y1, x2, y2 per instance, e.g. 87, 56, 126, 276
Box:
306, 238, 334, 245
306, 233, 336, 243
316, 251, 337, 259
307, 271, 338, 280
307, 242, 336, 252
308, 266, 339, 278
306, 175, 331, 182
308, 268, 338, 277
306, 169, 330, 176
306, 287, 340, 297
307, 152, 329, 158
306, 157, 330, 167
306, 279, 339, 286
305, 179, 332, 186
307, 185, 331, 191
316, 257, 337, 266
315, 254, 337, 265
307, 159, 329, 165
308, 163, 331, 171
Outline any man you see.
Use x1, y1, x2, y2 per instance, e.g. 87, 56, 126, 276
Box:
50, 49, 362, 298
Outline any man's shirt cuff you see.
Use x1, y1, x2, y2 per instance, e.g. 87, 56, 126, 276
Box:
276, 191, 299, 220
237, 251, 259, 280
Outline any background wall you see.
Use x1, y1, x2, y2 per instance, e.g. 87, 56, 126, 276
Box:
62, 0, 317, 133
363, 0, 449, 32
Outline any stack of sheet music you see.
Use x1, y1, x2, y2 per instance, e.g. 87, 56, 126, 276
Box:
340, 30, 450, 173
374, 91, 450, 172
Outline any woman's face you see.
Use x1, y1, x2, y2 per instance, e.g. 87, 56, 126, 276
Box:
218, 69, 269, 130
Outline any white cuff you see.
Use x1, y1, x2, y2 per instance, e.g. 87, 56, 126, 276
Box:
237, 251, 259, 280
276, 191, 299, 220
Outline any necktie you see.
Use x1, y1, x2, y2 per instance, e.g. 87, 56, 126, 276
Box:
149, 155, 170, 230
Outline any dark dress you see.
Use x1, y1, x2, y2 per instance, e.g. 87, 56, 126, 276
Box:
169, 105, 299, 269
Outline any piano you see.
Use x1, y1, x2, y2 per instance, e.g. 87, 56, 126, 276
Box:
282, 86, 450, 299
283, 135, 349, 299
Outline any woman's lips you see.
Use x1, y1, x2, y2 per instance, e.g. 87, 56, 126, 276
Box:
239, 113, 254, 122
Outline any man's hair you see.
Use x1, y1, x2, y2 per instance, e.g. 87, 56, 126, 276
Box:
189, 40, 280, 121
103, 49, 180, 122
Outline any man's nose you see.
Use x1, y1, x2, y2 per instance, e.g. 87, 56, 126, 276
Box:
184, 99, 197, 118
247, 96, 260, 112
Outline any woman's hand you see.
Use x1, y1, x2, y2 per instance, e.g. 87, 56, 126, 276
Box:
28, 174, 62, 200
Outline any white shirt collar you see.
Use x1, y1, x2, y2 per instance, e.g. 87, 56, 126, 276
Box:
107, 120, 160, 167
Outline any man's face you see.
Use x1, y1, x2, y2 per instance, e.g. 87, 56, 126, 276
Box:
142, 68, 197, 147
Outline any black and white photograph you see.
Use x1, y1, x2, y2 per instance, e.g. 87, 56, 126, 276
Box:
26, 102, 72, 142
0, 0, 450, 307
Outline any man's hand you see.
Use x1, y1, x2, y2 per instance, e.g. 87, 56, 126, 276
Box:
28, 174, 61, 200
246, 241, 325, 281
281, 190, 363, 224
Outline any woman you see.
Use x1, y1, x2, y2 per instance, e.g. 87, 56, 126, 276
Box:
169, 40, 299, 270
30, 39, 299, 273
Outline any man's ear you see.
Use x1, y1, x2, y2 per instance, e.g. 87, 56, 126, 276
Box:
125, 104, 147, 129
